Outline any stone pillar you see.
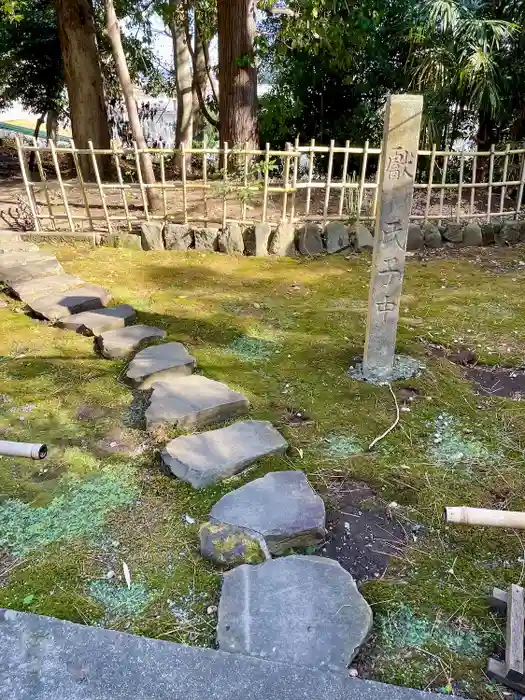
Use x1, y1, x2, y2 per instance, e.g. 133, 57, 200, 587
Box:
362, 94, 423, 382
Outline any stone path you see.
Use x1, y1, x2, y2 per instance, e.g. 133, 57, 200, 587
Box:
0, 231, 427, 693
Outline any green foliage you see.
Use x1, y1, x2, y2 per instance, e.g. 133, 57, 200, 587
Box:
88, 579, 154, 620
227, 335, 280, 362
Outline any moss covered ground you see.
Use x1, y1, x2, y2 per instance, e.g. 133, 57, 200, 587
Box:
1, 243, 525, 695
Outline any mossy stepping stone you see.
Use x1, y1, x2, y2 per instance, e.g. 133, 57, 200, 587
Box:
126, 341, 196, 388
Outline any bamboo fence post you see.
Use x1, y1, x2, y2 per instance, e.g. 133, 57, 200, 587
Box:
160, 152, 167, 220
500, 143, 511, 215
133, 141, 149, 220
322, 140, 335, 226
487, 144, 495, 222
357, 140, 369, 221
456, 151, 465, 223
371, 143, 382, 221
424, 144, 436, 223
469, 154, 477, 218
202, 150, 209, 227
49, 140, 74, 232
70, 138, 94, 234
112, 140, 131, 232
242, 143, 249, 223
338, 140, 350, 217
88, 140, 112, 234
282, 142, 291, 222
31, 136, 55, 229
290, 137, 299, 223
222, 142, 228, 229
305, 138, 315, 217
15, 137, 40, 232
262, 142, 270, 223
181, 143, 188, 224
438, 153, 448, 226
516, 151, 525, 219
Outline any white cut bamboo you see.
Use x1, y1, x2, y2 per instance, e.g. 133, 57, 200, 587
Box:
469, 154, 477, 218
202, 150, 209, 226
456, 151, 465, 222
371, 144, 382, 221
133, 140, 149, 220
242, 143, 249, 223
290, 137, 299, 222
424, 144, 436, 222
31, 136, 55, 229
281, 142, 291, 222
516, 152, 525, 219
357, 140, 369, 221
445, 507, 525, 529
15, 137, 40, 232
438, 154, 449, 226
112, 140, 131, 232
160, 153, 167, 219
70, 138, 94, 234
500, 143, 511, 214
88, 140, 112, 234
262, 142, 270, 223
487, 144, 495, 222
222, 142, 228, 229
338, 140, 350, 216
322, 140, 335, 225
305, 138, 315, 217
49, 140, 74, 232
181, 143, 188, 225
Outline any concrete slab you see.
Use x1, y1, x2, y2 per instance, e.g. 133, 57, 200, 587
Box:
56, 305, 136, 335
126, 341, 196, 388
0, 607, 455, 700
146, 375, 249, 430
218, 556, 372, 671
96, 324, 166, 359
27, 285, 112, 322
161, 420, 287, 488
7, 274, 85, 302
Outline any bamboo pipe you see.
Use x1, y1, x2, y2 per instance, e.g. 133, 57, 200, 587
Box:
0, 441, 47, 460
445, 507, 525, 529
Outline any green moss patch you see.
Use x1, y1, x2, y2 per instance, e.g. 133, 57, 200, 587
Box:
428, 413, 495, 469
88, 579, 154, 620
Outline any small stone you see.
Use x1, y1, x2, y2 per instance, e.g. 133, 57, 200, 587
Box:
126, 341, 196, 388
462, 222, 482, 246
206, 605, 218, 615
407, 223, 423, 251
349, 223, 374, 252
443, 223, 463, 243
0, 299, 7, 308
161, 420, 288, 488
164, 223, 193, 250
210, 471, 325, 554
96, 325, 166, 359
140, 222, 165, 251
268, 223, 296, 256
218, 224, 244, 254
8, 274, 85, 303
298, 224, 324, 256
348, 668, 359, 678
217, 556, 372, 670
325, 222, 350, 254
28, 285, 112, 322
194, 228, 218, 251
422, 223, 443, 248
56, 305, 135, 335
200, 522, 268, 566
145, 375, 249, 431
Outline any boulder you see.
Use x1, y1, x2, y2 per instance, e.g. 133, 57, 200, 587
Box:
145, 375, 249, 431
480, 223, 496, 245
268, 223, 296, 256
245, 223, 272, 256
325, 222, 350, 254
199, 522, 268, 566
298, 224, 324, 256
210, 470, 325, 555
96, 324, 166, 359
422, 223, 443, 248
140, 222, 164, 251
443, 223, 463, 243
161, 420, 287, 488
107, 233, 142, 249
126, 341, 196, 388
194, 228, 219, 251
407, 223, 423, 251
497, 221, 521, 246
164, 223, 193, 250
462, 222, 483, 246
56, 305, 136, 336
28, 285, 112, 322
218, 224, 244, 254
350, 223, 374, 252
217, 556, 373, 671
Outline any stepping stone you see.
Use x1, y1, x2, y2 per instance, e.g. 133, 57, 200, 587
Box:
145, 375, 249, 431
0, 254, 63, 283
57, 304, 136, 335
217, 555, 373, 671
0, 608, 449, 700
126, 342, 196, 388
161, 420, 288, 488
96, 324, 166, 359
27, 285, 112, 322
8, 274, 85, 302
209, 470, 325, 554
0, 241, 39, 254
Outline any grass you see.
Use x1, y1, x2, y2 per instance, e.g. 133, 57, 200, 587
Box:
1, 244, 525, 694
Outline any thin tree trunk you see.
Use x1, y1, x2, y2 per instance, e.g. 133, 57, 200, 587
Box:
171, 0, 193, 174
46, 109, 58, 144
105, 0, 160, 212
54, 0, 111, 180
192, 23, 208, 142
217, 0, 258, 149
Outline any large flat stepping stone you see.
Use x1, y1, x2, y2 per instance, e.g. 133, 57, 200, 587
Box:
8, 274, 85, 302
28, 285, 112, 322
0, 608, 450, 700
146, 375, 249, 430
96, 324, 166, 359
57, 304, 136, 335
209, 470, 325, 554
0, 254, 63, 283
161, 420, 287, 488
218, 556, 373, 671
126, 341, 196, 388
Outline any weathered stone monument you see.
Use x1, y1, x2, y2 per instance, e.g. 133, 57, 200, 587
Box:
361, 94, 423, 383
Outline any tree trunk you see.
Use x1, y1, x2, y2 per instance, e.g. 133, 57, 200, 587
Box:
217, 0, 258, 149
105, 0, 160, 212
192, 24, 208, 143
171, 0, 193, 174
46, 109, 58, 144
54, 0, 111, 180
